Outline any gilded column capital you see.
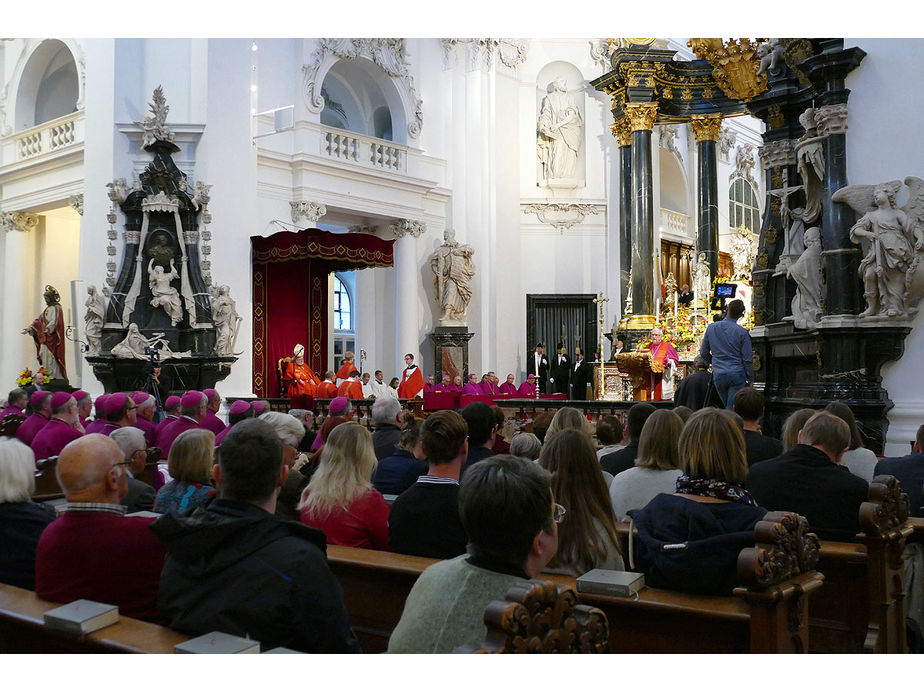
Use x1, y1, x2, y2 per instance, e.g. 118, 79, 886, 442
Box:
11, 211, 39, 233
610, 118, 632, 147
624, 102, 658, 132
689, 113, 724, 142
814, 103, 848, 136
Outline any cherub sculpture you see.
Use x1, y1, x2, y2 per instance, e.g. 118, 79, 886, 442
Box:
833, 176, 924, 319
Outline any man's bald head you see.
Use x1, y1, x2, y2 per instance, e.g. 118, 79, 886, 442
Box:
56, 434, 126, 503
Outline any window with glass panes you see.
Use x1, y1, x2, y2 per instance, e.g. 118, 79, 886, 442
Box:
729, 178, 761, 233
333, 276, 352, 331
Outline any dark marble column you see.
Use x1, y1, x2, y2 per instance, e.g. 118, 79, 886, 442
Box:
625, 102, 658, 327
690, 114, 723, 278
615, 122, 633, 311
802, 45, 867, 317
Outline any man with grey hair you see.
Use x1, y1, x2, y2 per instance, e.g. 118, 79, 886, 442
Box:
288, 408, 315, 452
509, 432, 541, 461
748, 410, 868, 541
371, 397, 403, 461
388, 455, 560, 653
260, 411, 312, 521
110, 427, 156, 514
0, 439, 54, 589
158, 390, 208, 457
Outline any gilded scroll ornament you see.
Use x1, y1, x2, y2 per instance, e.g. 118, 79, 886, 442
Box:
690, 113, 723, 142
624, 102, 658, 132
610, 118, 632, 147
687, 38, 768, 101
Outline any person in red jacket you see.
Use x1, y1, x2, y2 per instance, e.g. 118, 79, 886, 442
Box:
337, 370, 364, 399
398, 354, 424, 399
335, 351, 356, 385
316, 371, 339, 399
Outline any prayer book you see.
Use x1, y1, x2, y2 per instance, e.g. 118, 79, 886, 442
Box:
43, 600, 119, 635
576, 569, 646, 598
175, 631, 260, 654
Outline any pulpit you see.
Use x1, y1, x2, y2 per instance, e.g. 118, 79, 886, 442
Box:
613, 352, 656, 401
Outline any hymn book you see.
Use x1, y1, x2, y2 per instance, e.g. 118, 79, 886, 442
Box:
576, 569, 646, 597
43, 599, 119, 635
175, 631, 261, 654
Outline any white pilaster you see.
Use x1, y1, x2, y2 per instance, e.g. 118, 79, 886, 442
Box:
392, 220, 424, 374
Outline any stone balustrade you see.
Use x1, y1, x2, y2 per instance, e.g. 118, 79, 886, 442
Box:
322, 126, 406, 173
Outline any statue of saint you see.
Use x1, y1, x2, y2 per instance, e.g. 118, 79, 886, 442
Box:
111, 323, 190, 359
786, 226, 823, 328
430, 229, 475, 325
795, 107, 825, 224
211, 285, 240, 356
84, 285, 107, 356
148, 257, 183, 326
537, 77, 583, 182
692, 253, 711, 308
22, 285, 67, 381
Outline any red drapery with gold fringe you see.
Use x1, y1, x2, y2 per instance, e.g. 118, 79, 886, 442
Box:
251, 228, 394, 398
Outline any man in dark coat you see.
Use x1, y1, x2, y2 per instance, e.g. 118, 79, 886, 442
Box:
733, 386, 782, 466
549, 343, 571, 396
601, 402, 656, 476
673, 356, 713, 411
874, 423, 924, 517
570, 350, 593, 400
151, 418, 361, 653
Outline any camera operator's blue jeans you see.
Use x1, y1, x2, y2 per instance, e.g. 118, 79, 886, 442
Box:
713, 372, 747, 410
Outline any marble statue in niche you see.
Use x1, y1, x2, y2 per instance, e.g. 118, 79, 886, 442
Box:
211, 284, 241, 356
692, 252, 711, 307
786, 226, 822, 328
537, 77, 583, 183
430, 228, 475, 326
148, 257, 183, 326
111, 322, 191, 359
795, 107, 825, 225
84, 285, 106, 356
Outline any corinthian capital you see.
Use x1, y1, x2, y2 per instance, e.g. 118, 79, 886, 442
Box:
758, 139, 796, 170
290, 200, 327, 224
689, 113, 724, 142
624, 102, 658, 132
814, 103, 848, 136
11, 212, 39, 233
610, 118, 632, 147
390, 219, 425, 239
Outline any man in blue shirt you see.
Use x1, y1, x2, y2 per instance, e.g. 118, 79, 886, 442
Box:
699, 299, 755, 409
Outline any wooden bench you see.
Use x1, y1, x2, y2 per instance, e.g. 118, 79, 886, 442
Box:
327, 511, 823, 654
1, 413, 25, 438
0, 583, 186, 654
33, 456, 62, 501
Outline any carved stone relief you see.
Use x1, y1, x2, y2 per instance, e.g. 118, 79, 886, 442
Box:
290, 201, 327, 224
522, 203, 603, 231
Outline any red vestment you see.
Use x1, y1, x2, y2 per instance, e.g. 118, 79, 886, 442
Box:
337, 380, 364, 399
31, 303, 66, 381
335, 360, 356, 381
317, 381, 338, 399
284, 361, 319, 398
398, 366, 425, 399
648, 340, 679, 400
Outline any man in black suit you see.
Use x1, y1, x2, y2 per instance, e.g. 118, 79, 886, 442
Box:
678, 284, 694, 307
531, 343, 550, 394
874, 423, 924, 517
733, 386, 782, 466
570, 350, 592, 400
23, 370, 47, 415
748, 411, 868, 542
601, 402, 656, 476
549, 343, 570, 396
674, 356, 713, 411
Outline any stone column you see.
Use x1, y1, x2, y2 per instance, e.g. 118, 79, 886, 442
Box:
624, 102, 658, 330
391, 219, 424, 374
690, 114, 723, 278
612, 118, 633, 314
1, 213, 38, 386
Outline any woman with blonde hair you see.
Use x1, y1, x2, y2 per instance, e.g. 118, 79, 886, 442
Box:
299, 422, 389, 549
545, 406, 591, 440
154, 428, 216, 514
781, 408, 816, 452
539, 429, 625, 576
609, 409, 684, 520
628, 408, 768, 595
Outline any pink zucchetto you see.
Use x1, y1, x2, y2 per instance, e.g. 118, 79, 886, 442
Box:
252, 400, 268, 414
164, 395, 181, 411
181, 390, 205, 409
229, 400, 251, 415
73, 390, 90, 403
328, 396, 349, 416
50, 392, 73, 410
30, 391, 51, 408
131, 391, 152, 405
93, 394, 109, 415
104, 392, 129, 416
203, 388, 218, 400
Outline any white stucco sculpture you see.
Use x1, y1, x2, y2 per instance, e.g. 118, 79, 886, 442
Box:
692, 252, 711, 307
430, 228, 475, 326
84, 285, 106, 356
834, 177, 924, 320
111, 323, 191, 359
786, 226, 823, 329
537, 77, 583, 183
148, 257, 183, 326
211, 284, 241, 356
795, 107, 825, 224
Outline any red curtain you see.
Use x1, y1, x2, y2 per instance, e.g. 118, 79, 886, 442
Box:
251, 229, 395, 397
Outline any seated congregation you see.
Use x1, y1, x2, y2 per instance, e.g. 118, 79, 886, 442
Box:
0, 380, 921, 654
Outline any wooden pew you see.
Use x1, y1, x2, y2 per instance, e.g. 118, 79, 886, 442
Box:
327, 512, 823, 654
0, 583, 186, 654
33, 456, 63, 501
1, 413, 26, 438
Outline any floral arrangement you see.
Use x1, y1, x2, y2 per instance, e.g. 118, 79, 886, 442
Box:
16, 368, 34, 386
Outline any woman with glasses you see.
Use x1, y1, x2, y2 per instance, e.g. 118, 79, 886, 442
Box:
628, 408, 768, 595
538, 429, 624, 576
154, 429, 216, 514
298, 422, 389, 550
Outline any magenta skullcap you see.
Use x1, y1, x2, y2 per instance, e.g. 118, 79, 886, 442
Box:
328, 396, 349, 415
203, 388, 218, 400
94, 394, 109, 414
181, 390, 205, 409
73, 390, 89, 403
528, 373, 536, 379
104, 392, 129, 416
164, 395, 181, 410
131, 390, 151, 405
30, 391, 51, 408
229, 400, 251, 415
50, 392, 73, 410
252, 400, 268, 414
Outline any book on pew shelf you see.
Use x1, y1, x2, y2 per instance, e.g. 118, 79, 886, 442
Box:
576, 569, 646, 597
43, 600, 119, 635
175, 631, 260, 654
263, 647, 303, 654
126, 510, 162, 517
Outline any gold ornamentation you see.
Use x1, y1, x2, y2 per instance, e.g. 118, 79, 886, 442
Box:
610, 118, 632, 147
772, 171, 783, 189
624, 102, 658, 132
768, 105, 785, 129
687, 38, 768, 100
702, 86, 714, 99
662, 87, 672, 99
770, 197, 782, 215
756, 252, 768, 269
690, 113, 724, 142
625, 313, 658, 330
753, 353, 761, 372
765, 228, 778, 244
681, 87, 693, 101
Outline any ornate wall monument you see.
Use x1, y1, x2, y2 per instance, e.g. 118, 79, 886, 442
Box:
86, 87, 237, 393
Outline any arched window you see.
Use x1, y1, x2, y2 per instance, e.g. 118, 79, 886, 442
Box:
333, 275, 352, 331
729, 178, 761, 233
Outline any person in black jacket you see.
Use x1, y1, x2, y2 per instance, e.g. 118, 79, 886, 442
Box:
152, 418, 361, 653
747, 411, 868, 542
601, 402, 656, 476
549, 343, 571, 396
570, 350, 593, 400
733, 386, 782, 466
874, 423, 924, 518
673, 356, 713, 411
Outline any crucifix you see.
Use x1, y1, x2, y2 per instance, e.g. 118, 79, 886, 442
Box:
593, 292, 609, 399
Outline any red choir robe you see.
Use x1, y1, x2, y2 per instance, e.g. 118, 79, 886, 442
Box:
499, 382, 518, 395
317, 381, 338, 399
157, 416, 201, 457
335, 360, 356, 382
648, 340, 680, 400
15, 413, 50, 446
134, 417, 159, 447
201, 411, 227, 435
31, 417, 83, 459
337, 379, 364, 399
517, 381, 537, 398
398, 366, 425, 399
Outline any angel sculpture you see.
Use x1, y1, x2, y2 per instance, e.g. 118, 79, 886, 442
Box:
833, 177, 924, 319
